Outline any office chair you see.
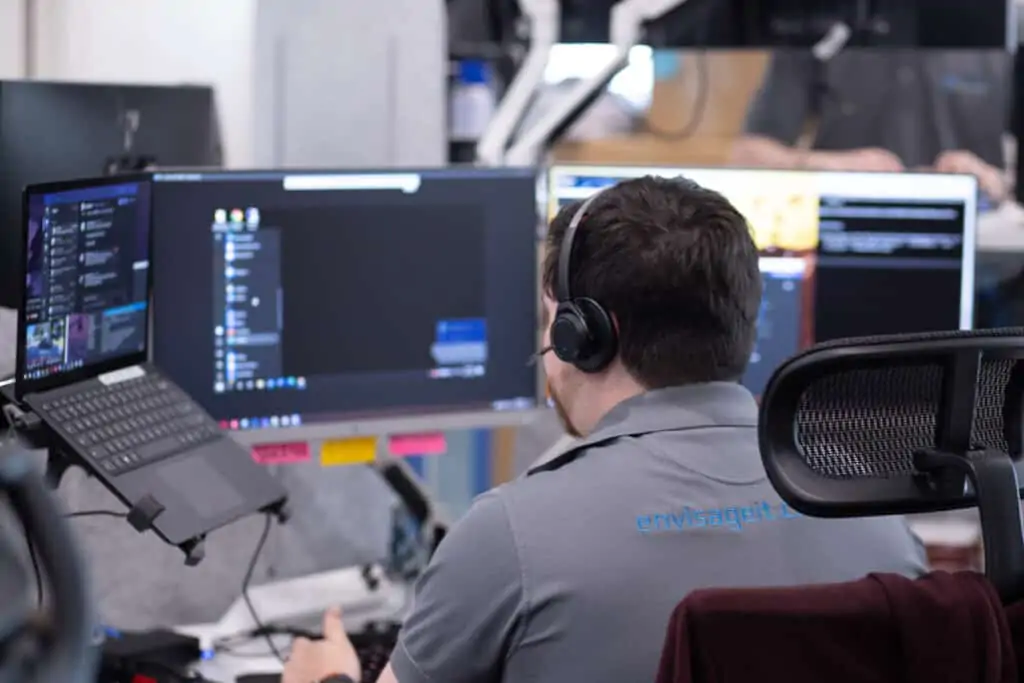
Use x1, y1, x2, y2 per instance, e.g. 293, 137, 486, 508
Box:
758, 327, 1024, 601
655, 329, 1024, 683
0, 440, 97, 683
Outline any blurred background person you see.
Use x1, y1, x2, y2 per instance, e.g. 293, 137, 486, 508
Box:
730, 50, 1011, 203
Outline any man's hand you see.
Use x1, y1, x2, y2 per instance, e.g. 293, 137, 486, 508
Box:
807, 147, 905, 172
283, 607, 362, 683
934, 150, 1008, 203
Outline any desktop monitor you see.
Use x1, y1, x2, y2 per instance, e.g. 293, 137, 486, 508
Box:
548, 165, 977, 395
151, 168, 540, 439
0, 81, 223, 309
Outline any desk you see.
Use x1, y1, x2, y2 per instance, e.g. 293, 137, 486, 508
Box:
176, 566, 408, 682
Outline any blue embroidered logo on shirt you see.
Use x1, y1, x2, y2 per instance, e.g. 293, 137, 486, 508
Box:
637, 501, 802, 534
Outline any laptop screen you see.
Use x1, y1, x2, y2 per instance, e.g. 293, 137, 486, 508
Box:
16, 178, 152, 396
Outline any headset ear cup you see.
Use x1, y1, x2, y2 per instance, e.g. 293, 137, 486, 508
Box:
572, 298, 617, 373
551, 302, 587, 364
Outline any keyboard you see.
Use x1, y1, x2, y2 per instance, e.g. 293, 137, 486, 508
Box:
35, 373, 222, 476
350, 621, 401, 682
237, 623, 401, 683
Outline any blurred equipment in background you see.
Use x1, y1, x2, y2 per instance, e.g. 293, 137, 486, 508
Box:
479, 0, 1016, 165
496, 0, 1014, 48
0, 439, 97, 683
0, 81, 223, 310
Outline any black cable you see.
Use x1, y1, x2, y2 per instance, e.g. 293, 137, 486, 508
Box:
21, 509, 129, 606
242, 512, 286, 664
66, 510, 127, 520
18, 511, 43, 607
642, 51, 710, 141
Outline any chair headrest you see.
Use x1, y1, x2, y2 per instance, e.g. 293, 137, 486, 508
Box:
759, 328, 1024, 518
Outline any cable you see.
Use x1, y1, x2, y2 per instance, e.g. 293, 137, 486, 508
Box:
65, 510, 127, 520
20, 509, 129, 606
18, 510, 43, 607
642, 51, 710, 141
241, 512, 286, 664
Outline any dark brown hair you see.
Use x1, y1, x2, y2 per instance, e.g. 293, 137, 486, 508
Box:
543, 175, 761, 387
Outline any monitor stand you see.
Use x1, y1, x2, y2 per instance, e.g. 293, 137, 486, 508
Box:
103, 155, 158, 175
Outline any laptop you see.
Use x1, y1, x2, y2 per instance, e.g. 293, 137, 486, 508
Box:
12, 175, 287, 547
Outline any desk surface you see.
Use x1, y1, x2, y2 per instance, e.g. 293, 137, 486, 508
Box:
177, 566, 408, 682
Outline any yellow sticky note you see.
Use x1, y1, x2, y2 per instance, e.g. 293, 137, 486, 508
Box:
320, 437, 377, 467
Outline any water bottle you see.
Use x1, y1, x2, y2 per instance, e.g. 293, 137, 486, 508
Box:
450, 60, 496, 142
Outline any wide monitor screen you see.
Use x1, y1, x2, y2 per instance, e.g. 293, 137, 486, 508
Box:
151, 168, 540, 433
548, 165, 977, 395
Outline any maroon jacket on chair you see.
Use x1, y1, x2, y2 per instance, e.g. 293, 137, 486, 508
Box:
655, 572, 1016, 683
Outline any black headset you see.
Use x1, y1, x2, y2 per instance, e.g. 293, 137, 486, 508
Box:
549, 192, 619, 373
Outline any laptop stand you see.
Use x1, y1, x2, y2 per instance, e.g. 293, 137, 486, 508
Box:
0, 391, 290, 566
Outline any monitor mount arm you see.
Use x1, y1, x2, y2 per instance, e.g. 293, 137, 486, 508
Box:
476, 0, 560, 167
478, 0, 691, 167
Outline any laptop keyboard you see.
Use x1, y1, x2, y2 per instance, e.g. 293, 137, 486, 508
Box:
38, 375, 221, 476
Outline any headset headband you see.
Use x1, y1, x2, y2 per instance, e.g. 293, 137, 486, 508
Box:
556, 192, 602, 304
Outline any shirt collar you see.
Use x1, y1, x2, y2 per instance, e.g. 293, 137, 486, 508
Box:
527, 382, 758, 475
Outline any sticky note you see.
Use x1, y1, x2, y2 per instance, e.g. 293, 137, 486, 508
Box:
252, 442, 311, 465
388, 432, 447, 457
320, 437, 377, 467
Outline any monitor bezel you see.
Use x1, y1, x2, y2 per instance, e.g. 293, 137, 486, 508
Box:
150, 165, 540, 184
15, 173, 154, 400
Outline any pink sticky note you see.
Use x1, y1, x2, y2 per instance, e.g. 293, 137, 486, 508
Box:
388, 432, 447, 457
252, 442, 311, 465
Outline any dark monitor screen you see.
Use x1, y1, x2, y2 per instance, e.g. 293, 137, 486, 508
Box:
506, 0, 1013, 48
152, 168, 540, 431
0, 80, 222, 309
549, 166, 977, 395
16, 178, 152, 396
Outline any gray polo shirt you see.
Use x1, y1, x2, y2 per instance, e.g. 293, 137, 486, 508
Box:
745, 50, 1010, 169
391, 383, 927, 683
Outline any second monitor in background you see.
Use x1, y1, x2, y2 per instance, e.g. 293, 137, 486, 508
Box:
549, 166, 977, 395
152, 168, 540, 441
0, 81, 222, 309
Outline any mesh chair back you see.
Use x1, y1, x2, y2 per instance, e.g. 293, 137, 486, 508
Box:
759, 328, 1024, 518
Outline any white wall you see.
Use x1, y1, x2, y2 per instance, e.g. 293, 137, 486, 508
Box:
30, 0, 257, 166
251, 0, 446, 168
0, 0, 26, 78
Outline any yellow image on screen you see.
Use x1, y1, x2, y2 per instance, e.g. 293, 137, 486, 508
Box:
711, 171, 821, 253
548, 168, 821, 254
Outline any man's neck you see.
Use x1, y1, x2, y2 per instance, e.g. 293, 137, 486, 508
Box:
577, 375, 645, 436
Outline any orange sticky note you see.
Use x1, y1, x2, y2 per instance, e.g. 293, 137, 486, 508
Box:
320, 437, 377, 467
388, 432, 447, 457
252, 442, 311, 465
